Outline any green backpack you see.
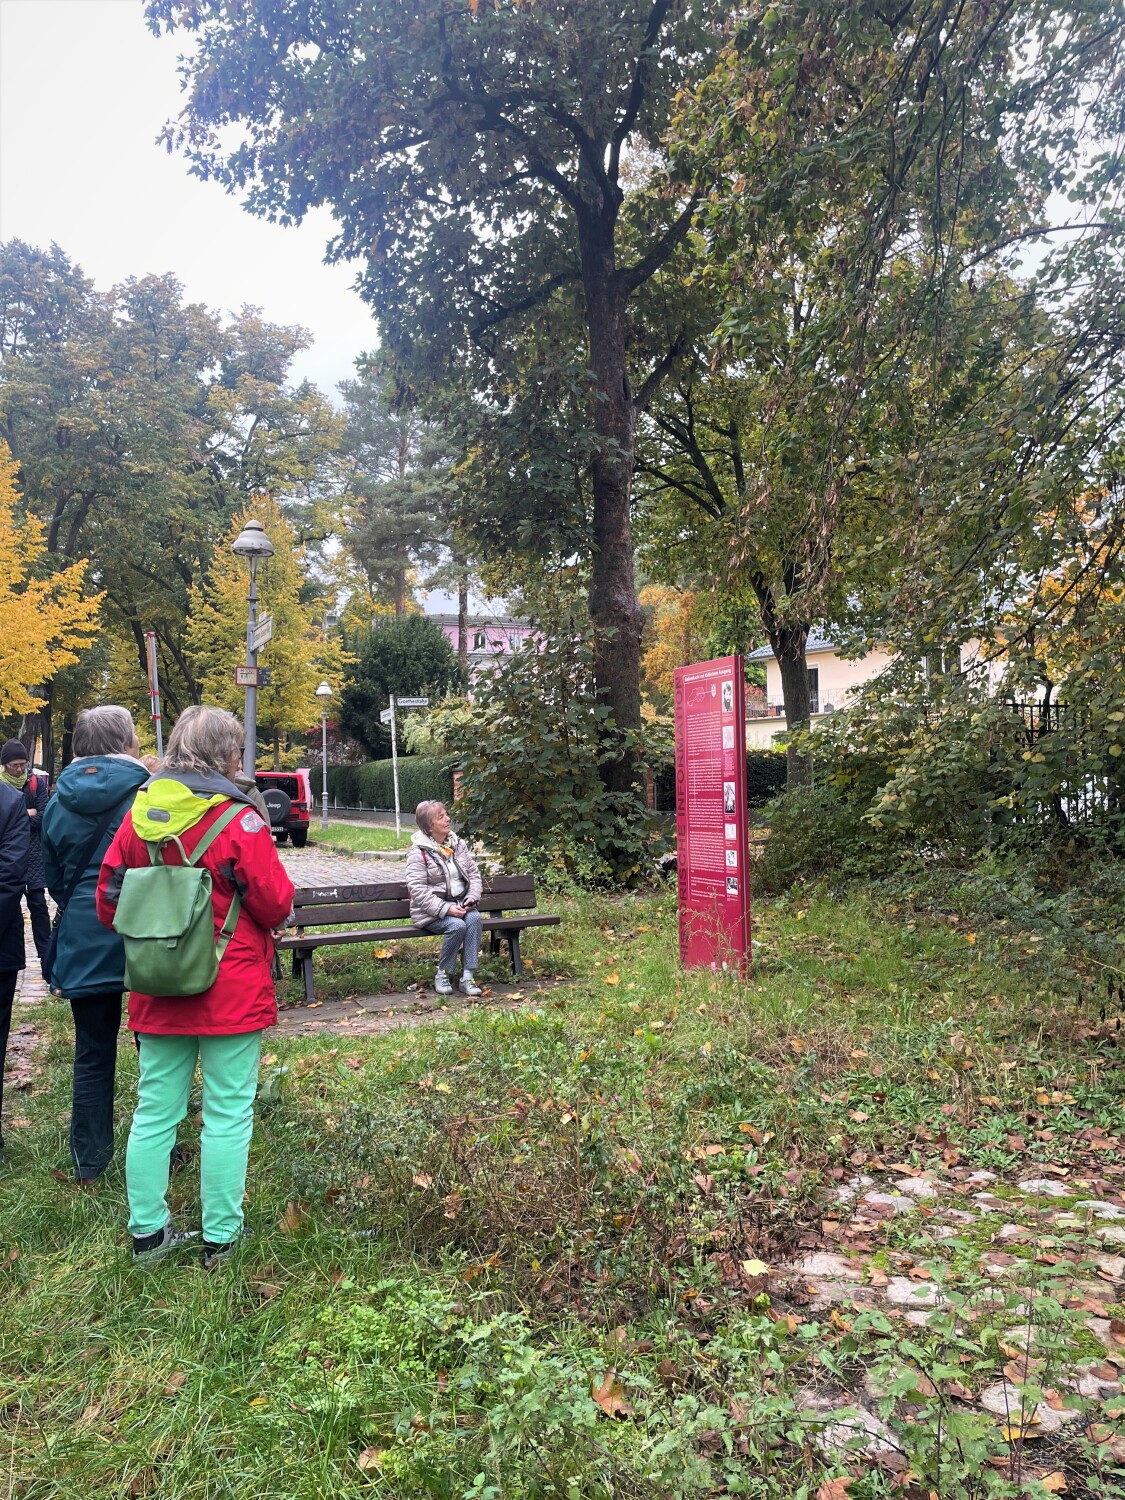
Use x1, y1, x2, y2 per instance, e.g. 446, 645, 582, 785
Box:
112, 803, 244, 998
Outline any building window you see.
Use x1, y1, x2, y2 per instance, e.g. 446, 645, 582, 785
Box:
808, 667, 820, 715
473, 630, 486, 651
508, 632, 520, 651
924, 649, 959, 682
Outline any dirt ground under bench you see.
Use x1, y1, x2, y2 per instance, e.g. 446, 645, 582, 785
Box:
275, 978, 571, 1035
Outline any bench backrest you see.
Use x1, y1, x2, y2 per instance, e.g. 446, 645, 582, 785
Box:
292, 873, 537, 929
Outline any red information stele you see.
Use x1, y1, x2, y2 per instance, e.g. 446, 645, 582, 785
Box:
673, 655, 751, 971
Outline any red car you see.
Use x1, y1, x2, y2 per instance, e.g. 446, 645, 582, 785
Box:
254, 768, 313, 848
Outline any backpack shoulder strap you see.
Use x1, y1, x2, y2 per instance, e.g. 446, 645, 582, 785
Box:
185, 802, 244, 868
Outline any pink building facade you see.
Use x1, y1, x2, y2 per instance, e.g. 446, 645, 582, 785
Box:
429, 613, 536, 683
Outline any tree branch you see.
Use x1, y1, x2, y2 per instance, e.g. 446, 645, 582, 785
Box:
618, 195, 699, 294
609, 0, 675, 182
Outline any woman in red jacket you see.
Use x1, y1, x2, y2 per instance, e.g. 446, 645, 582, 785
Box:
97, 706, 294, 1267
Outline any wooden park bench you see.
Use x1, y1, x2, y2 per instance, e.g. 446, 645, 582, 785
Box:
277, 874, 561, 1003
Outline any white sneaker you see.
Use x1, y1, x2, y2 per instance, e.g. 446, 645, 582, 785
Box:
434, 969, 453, 995
459, 973, 482, 997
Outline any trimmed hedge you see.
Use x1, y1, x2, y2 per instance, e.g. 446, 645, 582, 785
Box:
309, 756, 454, 811
652, 749, 787, 812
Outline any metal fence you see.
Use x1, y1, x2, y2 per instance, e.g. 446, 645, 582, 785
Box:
1004, 699, 1121, 831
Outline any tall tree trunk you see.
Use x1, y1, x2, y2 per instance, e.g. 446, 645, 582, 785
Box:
770, 625, 813, 788
60, 712, 75, 770
37, 680, 55, 778
272, 731, 281, 770
457, 567, 469, 677
578, 204, 644, 796
394, 569, 407, 617
18, 711, 39, 766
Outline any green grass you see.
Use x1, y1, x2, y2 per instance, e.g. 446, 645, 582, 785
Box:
3, 876, 1124, 1497
308, 822, 413, 854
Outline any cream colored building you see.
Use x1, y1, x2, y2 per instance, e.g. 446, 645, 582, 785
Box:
745, 633, 1002, 748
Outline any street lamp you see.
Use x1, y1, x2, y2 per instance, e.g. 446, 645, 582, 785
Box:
315, 681, 332, 830
231, 518, 275, 775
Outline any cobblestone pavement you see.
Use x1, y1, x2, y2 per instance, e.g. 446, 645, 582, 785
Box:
17, 905, 50, 1006
277, 842, 408, 889
768, 1163, 1125, 1466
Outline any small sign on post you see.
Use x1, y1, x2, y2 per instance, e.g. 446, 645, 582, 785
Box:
395, 696, 430, 708
379, 707, 394, 725
234, 666, 272, 688
250, 613, 273, 652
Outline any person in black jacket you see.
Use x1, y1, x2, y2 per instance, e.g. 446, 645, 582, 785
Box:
0, 741, 49, 975
0, 777, 31, 1159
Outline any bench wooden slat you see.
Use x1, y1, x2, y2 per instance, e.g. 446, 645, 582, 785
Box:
279, 913, 561, 952
293, 900, 411, 926
292, 873, 535, 907
293, 889, 537, 928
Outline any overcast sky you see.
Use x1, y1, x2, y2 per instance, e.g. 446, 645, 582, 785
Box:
0, 0, 376, 398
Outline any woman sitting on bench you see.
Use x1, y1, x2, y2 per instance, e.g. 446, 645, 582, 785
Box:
406, 801, 483, 997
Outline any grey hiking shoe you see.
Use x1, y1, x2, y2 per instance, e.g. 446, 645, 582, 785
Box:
434, 969, 453, 995
132, 1216, 198, 1266
459, 972, 482, 997
202, 1226, 253, 1271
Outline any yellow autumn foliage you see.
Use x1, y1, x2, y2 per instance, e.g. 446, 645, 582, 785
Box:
639, 585, 705, 704
0, 442, 101, 713
187, 491, 345, 738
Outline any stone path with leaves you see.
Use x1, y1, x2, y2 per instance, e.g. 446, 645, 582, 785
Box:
760, 1144, 1125, 1487
277, 842, 408, 888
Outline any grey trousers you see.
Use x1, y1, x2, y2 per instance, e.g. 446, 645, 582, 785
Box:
425, 910, 482, 974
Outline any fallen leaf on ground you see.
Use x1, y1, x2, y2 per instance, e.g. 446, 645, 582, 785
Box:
372, 947, 392, 959
1039, 1473, 1067, 1494
357, 1448, 385, 1471
816, 1480, 854, 1500
162, 1372, 187, 1396
1000, 1419, 1041, 1441
412, 1173, 433, 1190
278, 1201, 307, 1233
1003, 1358, 1043, 1385
591, 1371, 635, 1418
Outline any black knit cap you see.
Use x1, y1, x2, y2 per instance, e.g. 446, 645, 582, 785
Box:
1, 740, 28, 766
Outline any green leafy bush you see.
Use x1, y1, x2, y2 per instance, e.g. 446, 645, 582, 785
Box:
440, 619, 651, 886
653, 748, 786, 812
753, 782, 906, 893
309, 756, 453, 809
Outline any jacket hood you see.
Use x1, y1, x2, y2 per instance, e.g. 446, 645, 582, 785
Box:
131, 769, 253, 843
55, 755, 150, 816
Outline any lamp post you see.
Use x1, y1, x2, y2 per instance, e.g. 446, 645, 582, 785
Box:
231, 518, 275, 775
315, 681, 332, 830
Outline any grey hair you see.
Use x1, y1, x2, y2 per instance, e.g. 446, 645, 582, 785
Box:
164, 705, 245, 776
415, 799, 446, 835
72, 706, 136, 759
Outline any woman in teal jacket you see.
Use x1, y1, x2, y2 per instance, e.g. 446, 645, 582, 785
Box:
41, 706, 150, 1182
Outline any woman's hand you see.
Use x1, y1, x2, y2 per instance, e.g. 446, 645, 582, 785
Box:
448, 905, 468, 918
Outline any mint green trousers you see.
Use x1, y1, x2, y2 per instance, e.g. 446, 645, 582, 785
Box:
126, 1030, 262, 1244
